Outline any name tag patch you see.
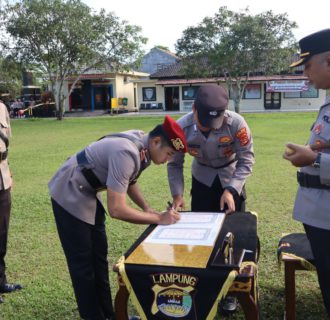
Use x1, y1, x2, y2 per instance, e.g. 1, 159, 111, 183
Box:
219, 136, 232, 144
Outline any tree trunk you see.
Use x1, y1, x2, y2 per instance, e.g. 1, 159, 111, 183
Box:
56, 100, 64, 120
53, 81, 65, 120
234, 98, 241, 113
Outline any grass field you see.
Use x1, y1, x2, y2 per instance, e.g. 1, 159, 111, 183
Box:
1, 112, 328, 319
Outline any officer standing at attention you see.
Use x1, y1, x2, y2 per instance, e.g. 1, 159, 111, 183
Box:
283, 28, 330, 317
48, 115, 187, 320
167, 84, 254, 214
0, 101, 22, 304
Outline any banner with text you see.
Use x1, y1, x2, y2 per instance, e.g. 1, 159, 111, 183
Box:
266, 80, 308, 92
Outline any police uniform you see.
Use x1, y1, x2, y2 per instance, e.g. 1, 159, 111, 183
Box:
0, 102, 12, 289
168, 110, 254, 212
292, 97, 330, 314
289, 29, 330, 316
49, 130, 150, 320
49, 115, 187, 320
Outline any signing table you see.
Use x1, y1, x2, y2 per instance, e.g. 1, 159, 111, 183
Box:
113, 211, 259, 320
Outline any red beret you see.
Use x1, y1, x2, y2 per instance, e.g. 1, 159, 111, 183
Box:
162, 115, 187, 153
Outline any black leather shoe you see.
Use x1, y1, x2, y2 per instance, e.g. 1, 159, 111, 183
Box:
0, 283, 23, 293
0, 295, 4, 303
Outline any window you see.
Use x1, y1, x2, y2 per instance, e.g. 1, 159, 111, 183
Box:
142, 87, 156, 101
284, 85, 318, 99
182, 86, 200, 100
243, 84, 261, 99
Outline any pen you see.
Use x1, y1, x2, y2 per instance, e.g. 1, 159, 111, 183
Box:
167, 201, 174, 210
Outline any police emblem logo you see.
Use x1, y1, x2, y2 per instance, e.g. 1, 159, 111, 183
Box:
151, 273, 197, 318
154, 287, 193, 317
171, 138, 185, 151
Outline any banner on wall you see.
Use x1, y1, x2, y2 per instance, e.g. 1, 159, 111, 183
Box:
266, 80, 309, 92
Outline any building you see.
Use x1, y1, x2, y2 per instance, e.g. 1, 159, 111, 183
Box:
135, 59, 326, 113
61, 68, 149, 113
138, 47, 180, 75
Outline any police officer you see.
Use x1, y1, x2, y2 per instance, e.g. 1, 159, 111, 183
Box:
167, 84, 254, 214
167, 84, 254, 314
283, 28, 330, 316
48, 115, 187, 320
0, 101, 22, 304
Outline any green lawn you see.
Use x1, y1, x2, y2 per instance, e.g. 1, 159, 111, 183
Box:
1, 113, 328, 319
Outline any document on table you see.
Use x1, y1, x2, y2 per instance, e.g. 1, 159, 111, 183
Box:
144, 212, 225, 246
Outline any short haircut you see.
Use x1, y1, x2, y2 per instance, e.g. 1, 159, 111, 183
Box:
149, 124, 172, 149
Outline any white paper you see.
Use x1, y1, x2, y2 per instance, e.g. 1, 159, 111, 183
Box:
144, 212, 225, 246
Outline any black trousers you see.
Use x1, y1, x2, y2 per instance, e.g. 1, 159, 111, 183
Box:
304, 224, 330, 317
191, 175, 245, 212
51, 199, 114, 320
0, 188, 11, 287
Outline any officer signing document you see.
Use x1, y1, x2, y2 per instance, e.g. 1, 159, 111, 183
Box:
48, 115, 187, 320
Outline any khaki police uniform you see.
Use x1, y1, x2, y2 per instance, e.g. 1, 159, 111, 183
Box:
294, 97, 330, 227
168, 111, 254, 211
0, 102, 12, 288
293, 97, 330, 314
48, 130, 150, 320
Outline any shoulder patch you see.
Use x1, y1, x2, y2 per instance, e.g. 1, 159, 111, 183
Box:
235, 127, 250, 146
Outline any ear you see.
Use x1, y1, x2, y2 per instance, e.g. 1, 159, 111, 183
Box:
150, 136, 161, 148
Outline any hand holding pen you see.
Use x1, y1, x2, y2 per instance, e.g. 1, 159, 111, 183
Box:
158, 201, 180, 225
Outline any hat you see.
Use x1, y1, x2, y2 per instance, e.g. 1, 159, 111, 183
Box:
290, 29, 330, 68
162, 115, 187, 152
194, 85, 229, 129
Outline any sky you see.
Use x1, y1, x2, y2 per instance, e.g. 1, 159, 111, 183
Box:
83, 0, 330, 53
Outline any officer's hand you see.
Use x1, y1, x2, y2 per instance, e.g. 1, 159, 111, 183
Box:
159, 208, 181, 225
220, 190, 235, 215
173, 195, 185, 211
283, 143, 317, 167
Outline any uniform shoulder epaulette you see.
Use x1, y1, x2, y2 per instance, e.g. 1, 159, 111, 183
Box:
177, 112, 194, 129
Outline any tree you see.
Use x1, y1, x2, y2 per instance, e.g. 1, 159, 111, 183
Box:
0, 0, 147, 119
0, 54, 22, 98
175, 7, 298, 113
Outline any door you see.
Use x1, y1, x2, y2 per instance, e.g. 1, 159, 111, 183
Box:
164, 87, 180, 111
264, 91, 281, 109
93, 86, 108, 110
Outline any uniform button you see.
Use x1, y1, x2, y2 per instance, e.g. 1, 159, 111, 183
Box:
79, 185, 84, 190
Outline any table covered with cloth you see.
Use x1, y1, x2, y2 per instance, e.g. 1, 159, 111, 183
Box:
115, 211, 259, 320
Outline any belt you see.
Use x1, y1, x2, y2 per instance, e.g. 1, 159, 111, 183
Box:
297, 171, 330, 190
76, 150, 106, 192
0, 150, 8, 161
197, 158, 236, 169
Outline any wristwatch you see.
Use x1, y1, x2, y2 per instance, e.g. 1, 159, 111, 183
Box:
312, 152, 321, 168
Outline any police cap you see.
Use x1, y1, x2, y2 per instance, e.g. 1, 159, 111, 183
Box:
290, 29, 330, 68
194, 84, 229, 129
